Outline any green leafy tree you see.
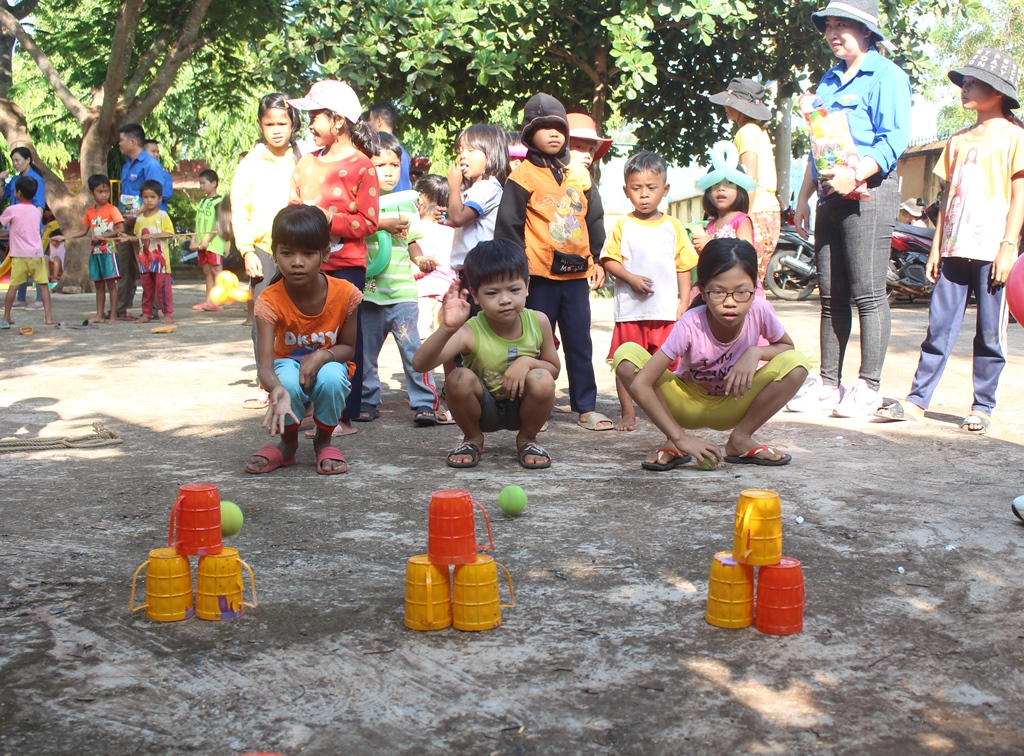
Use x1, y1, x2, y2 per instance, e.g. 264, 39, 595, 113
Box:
0, 0, 280, 287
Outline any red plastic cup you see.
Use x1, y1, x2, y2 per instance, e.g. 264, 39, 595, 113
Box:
755, 556, 805, 635
427, 489, 493, 565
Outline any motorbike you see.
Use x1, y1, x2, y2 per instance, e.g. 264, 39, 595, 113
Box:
765, 215, 935, 303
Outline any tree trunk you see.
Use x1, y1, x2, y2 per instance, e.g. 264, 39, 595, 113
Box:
0, 28, 13, 97
774, 81, 795, 210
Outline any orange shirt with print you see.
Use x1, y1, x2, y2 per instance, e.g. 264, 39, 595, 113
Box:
253, 274, 363, 378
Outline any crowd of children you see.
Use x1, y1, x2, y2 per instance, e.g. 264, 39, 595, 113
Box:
4, 41, 1022, 479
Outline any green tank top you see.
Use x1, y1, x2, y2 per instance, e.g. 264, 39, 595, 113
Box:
463, 310, 543, 400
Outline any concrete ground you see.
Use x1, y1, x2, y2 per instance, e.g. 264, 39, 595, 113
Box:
1, 284, 1022, 755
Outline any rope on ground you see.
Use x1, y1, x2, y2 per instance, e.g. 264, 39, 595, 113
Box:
0, 422, 123, 454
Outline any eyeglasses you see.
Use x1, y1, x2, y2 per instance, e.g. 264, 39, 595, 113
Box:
704, 289, 755, 303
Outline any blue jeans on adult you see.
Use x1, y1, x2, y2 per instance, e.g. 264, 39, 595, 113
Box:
907, 257, 1007, 416
273, 357, 351, 431
360, 300, 438, 411
815, 172, 901, 391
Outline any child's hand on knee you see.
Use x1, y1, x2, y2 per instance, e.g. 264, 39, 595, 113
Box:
262, 386, 299, 436
299, 351, 331, 391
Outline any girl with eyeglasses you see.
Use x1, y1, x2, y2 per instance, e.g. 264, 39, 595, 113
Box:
612, 239, 811, 470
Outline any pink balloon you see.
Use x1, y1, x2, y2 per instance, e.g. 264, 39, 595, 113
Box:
1006, 253, 1024, 324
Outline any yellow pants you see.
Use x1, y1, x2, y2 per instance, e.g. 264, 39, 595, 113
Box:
613, 343, 810, 431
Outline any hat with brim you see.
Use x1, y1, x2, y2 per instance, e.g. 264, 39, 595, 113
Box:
900, 200, 924, 217
708, 78, 772, 121
949, 48, 1021, 110
287, 80, 363, 124
566, 113, 613, 160
811, 0, 886, 44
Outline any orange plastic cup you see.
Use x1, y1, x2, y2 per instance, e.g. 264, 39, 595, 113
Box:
705, 551, 755, 628
732, 489, 782, 566
168, 483, 223, 556
427, 489, 493, 565
755, 556, 805, 635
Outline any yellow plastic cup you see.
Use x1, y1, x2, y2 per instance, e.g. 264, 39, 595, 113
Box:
130, 547, 194, 622
732, 489, 783, 566
705, 551, 755, 628
452, 554, 515, 632
404, 555, 453, 631
195, 547, 256, 621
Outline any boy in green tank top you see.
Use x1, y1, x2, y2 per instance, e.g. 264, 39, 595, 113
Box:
412, 239, 559, 469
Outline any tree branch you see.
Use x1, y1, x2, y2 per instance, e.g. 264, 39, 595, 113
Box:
124, 0, 214, 120
0, 7, 88, 122
95, 0, 145, 127
122, 28, 174, 106
545, 41, 599, 84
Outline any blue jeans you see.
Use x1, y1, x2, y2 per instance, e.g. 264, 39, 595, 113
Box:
907, 257, 1007, 416
360, 300, 438, 410
526, 277, 596, 414
274, 358, 351, 431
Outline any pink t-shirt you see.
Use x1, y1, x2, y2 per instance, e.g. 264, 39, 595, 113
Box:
659, 297, 785, 396
0, 202, 42, 257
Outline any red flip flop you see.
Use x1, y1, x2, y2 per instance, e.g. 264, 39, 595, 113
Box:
316, 446, 348, 475
641, 447, 692, 471
724, 445, 792, 466
245, 445, 296, 474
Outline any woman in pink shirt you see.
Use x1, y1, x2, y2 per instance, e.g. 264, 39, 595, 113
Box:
612, 239, 811, 470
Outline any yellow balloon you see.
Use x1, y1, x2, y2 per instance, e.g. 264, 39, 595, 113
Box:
230, 287, 251, 303
209, 284, 229, 305
216, 271, 239, 290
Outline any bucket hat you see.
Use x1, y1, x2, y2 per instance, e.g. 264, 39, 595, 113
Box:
287, 80, 362, 123
566, 113, 613, 160
708, 78, 772, 121
811, 0, 886, 44
949, 48, 1021, 110
900, 199, 924, 218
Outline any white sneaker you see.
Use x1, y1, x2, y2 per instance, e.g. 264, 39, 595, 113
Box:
831, 379, 883, 418
786, 374, 843, 413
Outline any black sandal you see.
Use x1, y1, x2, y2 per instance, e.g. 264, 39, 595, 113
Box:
414, 409, 437, 427
446, 442, 482, 468
354, 403, 380, 422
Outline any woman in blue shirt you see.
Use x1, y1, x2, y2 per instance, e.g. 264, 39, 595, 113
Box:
1, 146, 46, 307
789, 0, 912, 419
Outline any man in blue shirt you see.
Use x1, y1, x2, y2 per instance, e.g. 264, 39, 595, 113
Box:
143, 139, 174, 211
369, 102, 412, 191
115, 123, 173, 318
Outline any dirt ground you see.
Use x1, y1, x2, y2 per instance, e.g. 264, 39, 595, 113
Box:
1, 283, 1023, 755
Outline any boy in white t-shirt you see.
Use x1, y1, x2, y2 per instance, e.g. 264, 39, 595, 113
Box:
600, 151, 698, 430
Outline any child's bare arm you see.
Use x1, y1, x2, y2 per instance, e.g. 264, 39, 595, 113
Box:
602, 258, 653, 296
412, 281, 473, 372
676, 271, 692, 318
255, 317, 298, 436
409, 241, 437, 272
445, 166, 479, 228
500, 312, 560, 399
736, 217, 754, 245
993, 174, 1024, 285
629, 350, 721, 464
723, 331, 796, 398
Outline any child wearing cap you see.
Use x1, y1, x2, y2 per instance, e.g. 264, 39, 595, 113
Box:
494, 93, 611, 431
877, 48, 1024, 435
288, 79, 381, 435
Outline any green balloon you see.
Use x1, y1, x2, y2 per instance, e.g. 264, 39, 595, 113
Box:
498, 485, 527, 515
221, 501, 244, 537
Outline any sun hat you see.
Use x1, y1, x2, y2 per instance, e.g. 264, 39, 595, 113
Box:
566, 113, 613, 160
811, 0, 886, 44
949, 48, 1021, 110
900, 199, 924, 217
708, 78, 772, 121
287, 80, 362, 123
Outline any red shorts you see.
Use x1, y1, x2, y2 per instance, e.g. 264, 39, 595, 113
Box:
198, 250, 223, 267
607, 320, 676, 361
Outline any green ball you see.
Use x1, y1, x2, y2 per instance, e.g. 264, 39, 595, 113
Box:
221, 501, 244, 537
700, 455, 718, 471
499, 485, 527, 515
